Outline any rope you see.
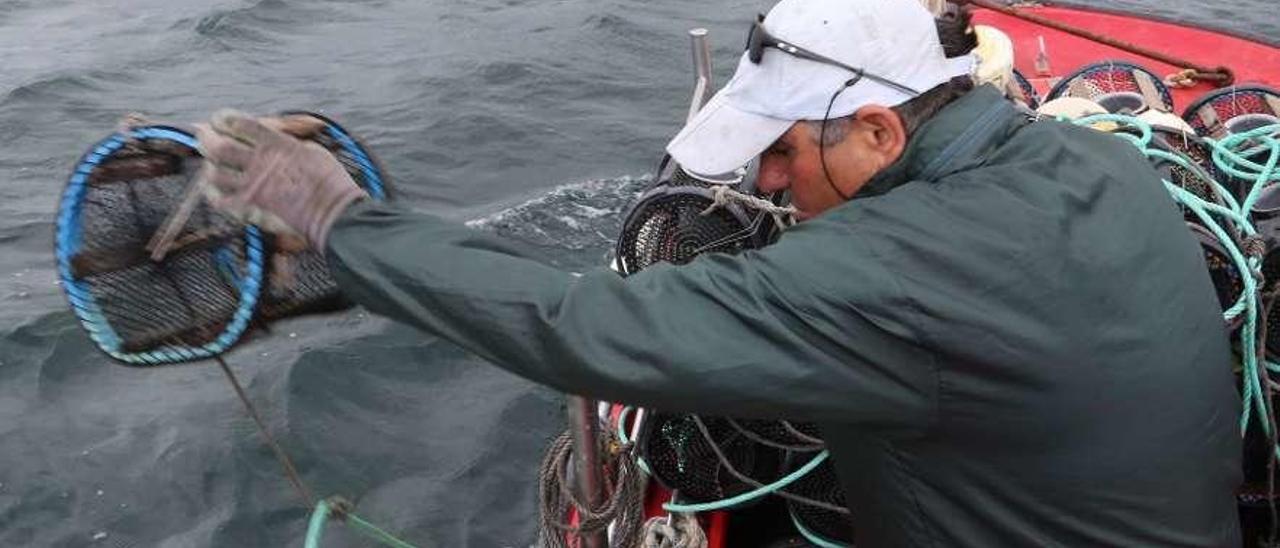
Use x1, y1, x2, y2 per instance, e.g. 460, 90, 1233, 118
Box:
661, 451, 834, 514
701, 185, 797, 230
214, 356, 418, 548
305, 498, 419, 548
1070, 115, 1279, 444
789, 505, 848, 548
215, 356, 315, 507
538, 429, 647, 548
660, 415, 848, 515
641, 513, 708, 548
724, 417, 826, 452
959, 0, 1234, 86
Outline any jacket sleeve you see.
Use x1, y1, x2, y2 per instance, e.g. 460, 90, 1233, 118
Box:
325, 201, 938, 433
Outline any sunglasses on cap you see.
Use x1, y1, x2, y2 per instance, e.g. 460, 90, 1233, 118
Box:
746, 14, 920, 98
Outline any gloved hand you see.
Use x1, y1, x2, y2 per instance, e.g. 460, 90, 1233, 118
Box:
194, 109, 367, 250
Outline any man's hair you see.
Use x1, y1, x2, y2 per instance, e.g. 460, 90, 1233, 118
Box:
935, 5, 977, 58
804, 5, 979, 148
805, 75, 976, 147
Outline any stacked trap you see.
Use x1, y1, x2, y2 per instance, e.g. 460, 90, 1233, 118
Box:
615, 164, 854, 545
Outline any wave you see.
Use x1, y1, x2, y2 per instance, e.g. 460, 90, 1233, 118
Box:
466, 175, 648, 264
0, 72, 126, 110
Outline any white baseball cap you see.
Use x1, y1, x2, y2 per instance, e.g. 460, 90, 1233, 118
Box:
666, 0, 973, 177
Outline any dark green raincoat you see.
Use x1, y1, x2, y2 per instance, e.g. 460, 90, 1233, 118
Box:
327, 86, 1241, 546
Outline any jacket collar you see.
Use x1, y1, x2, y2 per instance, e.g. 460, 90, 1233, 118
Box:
856, 84, 1030, 198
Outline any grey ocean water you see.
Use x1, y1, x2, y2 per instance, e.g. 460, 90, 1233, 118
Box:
0, 1, 1274, 546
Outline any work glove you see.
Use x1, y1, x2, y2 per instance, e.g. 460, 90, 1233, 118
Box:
193, 109, 366, 251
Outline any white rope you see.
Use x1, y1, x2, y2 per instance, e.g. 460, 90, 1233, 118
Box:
700, 185, 797, 230
641, 514, 708, 548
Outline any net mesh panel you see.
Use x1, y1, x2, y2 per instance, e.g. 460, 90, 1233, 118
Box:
785, 457, 854, 545
255, 127, 380, 320
1183, 86, 1280, 213
616, 167, 772, 276
636, 413, 786, 505
1183, 85, 1280, 138
1189, 224, 1245, 330
616, 192, 752, 275
70, 141, 252, 355
1264, 247, 1280, 361
1045, 60, 1174, 113
1151, 128, 1233, 216
619, 168, 815, 508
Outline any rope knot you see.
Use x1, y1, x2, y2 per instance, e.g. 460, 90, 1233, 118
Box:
1164, 68, 1198, 89
326, 496, 356, 522
1244, 235, 1268, 260
698, 184, 798, 230
642, 513, 708, 548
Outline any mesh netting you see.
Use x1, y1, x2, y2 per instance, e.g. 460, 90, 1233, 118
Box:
1183, 85, 1280, 139
615, 166, 849, 529
1264, 244, 1280, 362
256, 120, 388, 320
56, 127, 261, 365
1046, 60, 1174, 114
637, 413, 787, 506
1188, 223, 1246, 331
785, 457, 854, 545
615, 168, 773, 276
1150, 128, 1233, 217
56, 116, 387, 365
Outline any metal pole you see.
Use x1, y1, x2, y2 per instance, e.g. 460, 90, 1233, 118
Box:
686, 28, 715, 124
567, 395, 606, 548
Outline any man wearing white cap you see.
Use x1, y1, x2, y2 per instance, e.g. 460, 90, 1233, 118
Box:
194, 0, 1240, 545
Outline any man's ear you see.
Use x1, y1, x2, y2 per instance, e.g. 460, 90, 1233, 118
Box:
853, 105, 908, 167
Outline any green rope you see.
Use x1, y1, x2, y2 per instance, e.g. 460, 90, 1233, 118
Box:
1073, 115, 1280, 441
759, 117, 1279, 548
788, 505, 849, 548
616, 406, 652, 475
305, 498, 420, 548
661, 450, 830, 513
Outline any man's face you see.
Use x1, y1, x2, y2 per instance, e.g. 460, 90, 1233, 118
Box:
755, 106, 906, 221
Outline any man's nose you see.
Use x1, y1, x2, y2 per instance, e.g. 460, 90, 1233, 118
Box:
756, 156, 790, 193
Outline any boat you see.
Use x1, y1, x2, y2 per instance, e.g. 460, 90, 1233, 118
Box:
539, 2, 1280, 547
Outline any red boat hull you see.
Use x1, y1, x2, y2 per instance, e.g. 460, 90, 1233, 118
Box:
973, 5, 1280, 111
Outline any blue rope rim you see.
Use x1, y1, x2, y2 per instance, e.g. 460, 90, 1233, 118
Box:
55, 126, 265, 365
1045, 59, 1175, 113
1181, 85, 1280, 133
279, 111, 388, 201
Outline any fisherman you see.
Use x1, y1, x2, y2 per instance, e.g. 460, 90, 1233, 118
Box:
193, 0, 1241, 544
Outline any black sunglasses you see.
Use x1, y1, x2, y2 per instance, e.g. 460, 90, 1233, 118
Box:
746, 14, 920, 98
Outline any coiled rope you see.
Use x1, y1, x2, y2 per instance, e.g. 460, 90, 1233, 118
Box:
1071, 115, 1280, 443
538, 429, 647, 548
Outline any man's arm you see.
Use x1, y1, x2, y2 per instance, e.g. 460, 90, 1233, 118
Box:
326, 201, 937, 434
